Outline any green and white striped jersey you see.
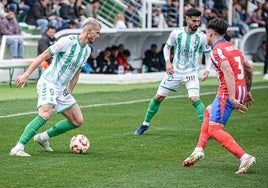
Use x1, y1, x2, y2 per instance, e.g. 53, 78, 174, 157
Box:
42, 35, 91, 87
166, 27, 211, 75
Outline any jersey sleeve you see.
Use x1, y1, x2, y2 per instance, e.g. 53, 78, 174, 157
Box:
166, 30, 177, 48
48, 36, 71, 55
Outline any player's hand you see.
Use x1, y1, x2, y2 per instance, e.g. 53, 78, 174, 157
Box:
244, 91, 254, 108
15, 74, 28, 88
201, 70, 209, 81
229, 98, 248, 114
166, 62, 174, 75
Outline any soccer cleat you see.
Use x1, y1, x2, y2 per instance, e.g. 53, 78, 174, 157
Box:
10, 148, 31, 157
235, 155, 256, 174
34, 134, 53, 152
263, 74, 268, 81
182, 151, 204, 167
134, 125, 149, 136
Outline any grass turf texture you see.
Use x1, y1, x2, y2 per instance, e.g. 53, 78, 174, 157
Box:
0, 72, 267, 187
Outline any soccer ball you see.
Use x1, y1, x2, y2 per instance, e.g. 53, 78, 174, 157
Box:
70, 134, 90, 154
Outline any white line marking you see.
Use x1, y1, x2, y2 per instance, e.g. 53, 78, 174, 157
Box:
0, 86, 267, 119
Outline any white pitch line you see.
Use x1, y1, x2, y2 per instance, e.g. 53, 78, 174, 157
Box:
0, 86, 267, 119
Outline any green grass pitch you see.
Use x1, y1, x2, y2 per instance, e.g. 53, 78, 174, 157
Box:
0, 71, 267, 187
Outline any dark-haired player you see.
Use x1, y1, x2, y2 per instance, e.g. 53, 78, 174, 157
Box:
134, 8, 211, 135
182, 18, 255, 174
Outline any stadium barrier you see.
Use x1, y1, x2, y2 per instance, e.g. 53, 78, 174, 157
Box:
239, 27, 266, 61
0, 27, 264, 86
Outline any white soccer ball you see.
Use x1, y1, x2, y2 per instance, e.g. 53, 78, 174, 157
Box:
70, 134, 90, 154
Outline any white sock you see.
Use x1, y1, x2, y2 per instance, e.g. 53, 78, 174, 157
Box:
194, 147, 204, 153
143, 121, 149, 126
39, 132, 49, 140
240, 153, 250, 161
15, 142, 24, 150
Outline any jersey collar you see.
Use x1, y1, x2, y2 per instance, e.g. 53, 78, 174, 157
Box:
213, 38, 226, 48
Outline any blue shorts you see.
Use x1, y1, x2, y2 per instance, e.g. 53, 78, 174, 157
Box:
209, 97, 234, 125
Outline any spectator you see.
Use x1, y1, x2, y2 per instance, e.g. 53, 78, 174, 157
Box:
0, 9, 24, 59
152, 5, 168, 28
166, 0, 179, 27
59, 0, 82, 29
56, 19, 77, 31
82, 47, 94, 74
161, 0, 171, 19
204, 0, 214, 10
213, 0, 227, 12
117, 49, 133, 73
261, 1, 268, 80
143, 44, 160, 72
246, 7, 266, 27
26, 0, 61, 34
232, 3, 249, 37
117, 43, 125, 57
24, 0, 38, 8
86, 48, 100, 73
45, 0, 62, 29
82, 0, 99, 20
114, 12, 127, 29
157, 44, 166, 72
110, 45, 119, 73
0, 0, 8, 18
96, 47, 117, 74
124, 1, 140, 28
37, 25, 57, 66
253, 40, 266, 62
8, 0, 30, 22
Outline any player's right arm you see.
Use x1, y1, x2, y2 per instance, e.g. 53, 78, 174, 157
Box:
221, 60, 248, 113
163, 44, 174, 74
15, 49, 52, 87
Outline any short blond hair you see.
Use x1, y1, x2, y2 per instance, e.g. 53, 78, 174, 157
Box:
82, 17, 101, 31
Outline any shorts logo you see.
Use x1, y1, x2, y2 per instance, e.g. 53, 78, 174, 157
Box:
186, 75, 195, 82
63, 89, 70, 97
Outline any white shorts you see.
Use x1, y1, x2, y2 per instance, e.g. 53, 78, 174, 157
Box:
157, 72, 200, 98
37, 79, 77, 113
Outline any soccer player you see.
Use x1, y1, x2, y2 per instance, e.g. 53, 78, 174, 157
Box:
10, 17, 101, 157
134, 8, 211, 136
182, 18, 256, 174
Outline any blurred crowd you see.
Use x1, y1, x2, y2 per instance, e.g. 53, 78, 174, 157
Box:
0, 0, 267, 73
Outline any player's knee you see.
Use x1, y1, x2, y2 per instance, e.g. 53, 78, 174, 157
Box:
190, 96, 199, 102
155, 94, 165, 102
38, 110, 53, 120
72, 118, 84, 127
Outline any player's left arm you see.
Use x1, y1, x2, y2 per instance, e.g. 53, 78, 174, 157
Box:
221, 60, 247, 113
201, 36, 212, 81
201, 52, 212, 81
68, 68, 81, 94
243, 59, 254, 107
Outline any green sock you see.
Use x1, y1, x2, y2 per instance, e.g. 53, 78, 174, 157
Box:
19, 115, 46, 145
144, 97, 161, 123
192, 100, 205, 124
47, 120, 78, 138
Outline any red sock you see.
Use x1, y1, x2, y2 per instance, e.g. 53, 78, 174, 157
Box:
208, 125, 245, 158
196, 109, 210, 148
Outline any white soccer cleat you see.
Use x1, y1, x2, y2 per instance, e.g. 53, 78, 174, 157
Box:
34, 134, 53, 152
263, 74, 268, 81
235, 155, 256, 174
10, 147, 31, 157
182, 151, 204, 167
